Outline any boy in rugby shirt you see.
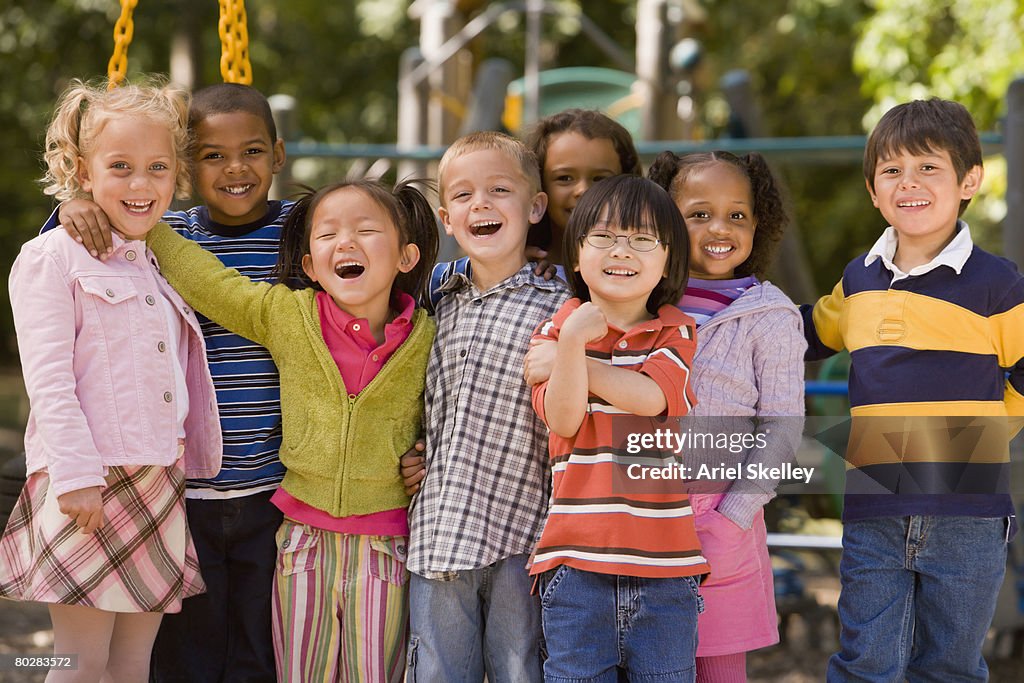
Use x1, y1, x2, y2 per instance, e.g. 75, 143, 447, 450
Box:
804, 98, 1024, 682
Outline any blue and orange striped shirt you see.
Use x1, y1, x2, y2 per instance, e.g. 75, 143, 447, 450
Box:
803, 223, 1024, 521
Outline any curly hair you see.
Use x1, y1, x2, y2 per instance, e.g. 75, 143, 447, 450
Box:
647, 150, 787, 279
41, 75, 191, 201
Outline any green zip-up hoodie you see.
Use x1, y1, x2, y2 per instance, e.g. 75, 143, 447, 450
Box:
148, 223, 434, 516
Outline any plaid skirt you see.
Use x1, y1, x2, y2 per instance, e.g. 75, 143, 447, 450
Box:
0, 457, 204, 613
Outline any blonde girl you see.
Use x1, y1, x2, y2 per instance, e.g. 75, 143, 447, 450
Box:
0, 78, 222, 682
143, 179, 439, 682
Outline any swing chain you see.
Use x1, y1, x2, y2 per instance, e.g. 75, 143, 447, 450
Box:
219, 0, 252, 85
107, 0, 138, 88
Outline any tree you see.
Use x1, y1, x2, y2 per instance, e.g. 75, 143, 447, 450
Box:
854, 0, 1024, 252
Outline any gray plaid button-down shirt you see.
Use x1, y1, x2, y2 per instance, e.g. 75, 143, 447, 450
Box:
408, 263, 570, 577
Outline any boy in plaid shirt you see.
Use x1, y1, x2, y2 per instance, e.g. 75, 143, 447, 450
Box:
406, 132, 570, 682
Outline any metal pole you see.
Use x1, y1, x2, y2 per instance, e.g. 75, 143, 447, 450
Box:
1004, 78, 1024, 267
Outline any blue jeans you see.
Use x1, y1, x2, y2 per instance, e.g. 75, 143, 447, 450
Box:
827, 515, 1009, 683
539, 565, 702, 683
150, 492, 282, 683
407, 553, 543, 683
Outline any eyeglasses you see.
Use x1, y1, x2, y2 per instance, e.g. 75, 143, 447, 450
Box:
585, 230, 664, 252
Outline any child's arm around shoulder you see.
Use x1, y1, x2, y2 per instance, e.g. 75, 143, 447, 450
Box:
802, 278, 846, 361
146, 222, 281, 347
994, 270, 1024, 430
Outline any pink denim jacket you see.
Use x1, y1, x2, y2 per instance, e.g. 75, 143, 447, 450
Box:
9, 228, 222, 497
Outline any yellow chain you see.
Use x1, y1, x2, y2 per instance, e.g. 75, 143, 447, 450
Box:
107, 0, 138, 89
219, 0, 252, 84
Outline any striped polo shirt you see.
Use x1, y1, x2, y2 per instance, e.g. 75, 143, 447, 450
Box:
530, 298, 709, 579
162, 202, 291, 498
804, 223, 1024, 521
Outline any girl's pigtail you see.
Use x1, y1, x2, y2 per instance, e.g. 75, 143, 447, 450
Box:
156, 82, 192, 200
646, 151, 682, 193
738, 152, 788, 278
393, 179, 440, 303
272, 186, 317, 288
41, 82, 94, 200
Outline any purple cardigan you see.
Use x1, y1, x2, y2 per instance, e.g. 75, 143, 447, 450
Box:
687, 281, 806, 528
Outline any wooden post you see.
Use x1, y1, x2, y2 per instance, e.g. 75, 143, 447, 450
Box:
1004, 78, 1024, 267
720, 70, 817, 302
398, 47, 429, 182
268, 94, 296, 201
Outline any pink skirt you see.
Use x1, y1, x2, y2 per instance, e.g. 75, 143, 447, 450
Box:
0, 458, 204, 613
691, 493, 778, 657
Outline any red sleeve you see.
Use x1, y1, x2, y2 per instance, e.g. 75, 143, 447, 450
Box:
530, 316, 559, 425
638, 322, 697, 417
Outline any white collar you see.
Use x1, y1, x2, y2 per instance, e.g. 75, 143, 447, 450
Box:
863, 221, 973, 282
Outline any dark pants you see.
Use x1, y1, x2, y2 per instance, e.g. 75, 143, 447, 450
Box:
151, 491, 283, 683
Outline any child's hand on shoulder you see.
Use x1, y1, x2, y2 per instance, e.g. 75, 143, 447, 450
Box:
525, 246, 558, 280
561, 302, 608, 345
59, 199, 114, 259
524, 338, 556, 385
57, 486, 104, 534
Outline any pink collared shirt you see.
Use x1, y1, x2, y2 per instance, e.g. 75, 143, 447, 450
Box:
271, 291, 415, 536
10, 229, 222, 497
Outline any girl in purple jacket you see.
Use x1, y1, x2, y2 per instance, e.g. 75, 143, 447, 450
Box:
0, 78, 221, 682
648, 151, 806, 683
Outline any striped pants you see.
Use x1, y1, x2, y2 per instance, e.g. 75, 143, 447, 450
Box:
272, 519, 408, 682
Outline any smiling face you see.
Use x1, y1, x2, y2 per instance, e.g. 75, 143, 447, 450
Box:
867, 146, 982, 254
300, 187, 419, 325
191, 111, 286, 226
575, 211, 669, 323
78, 116, 177, 240
675, 162, 756, 281
438, 148, 547, 281
543, 131, 622, 236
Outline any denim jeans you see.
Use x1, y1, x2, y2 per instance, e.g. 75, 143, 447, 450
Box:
407, 553, 543, 683
827, 515, 1009, 683
151, 492, 283, 683
539, 565, 702, 683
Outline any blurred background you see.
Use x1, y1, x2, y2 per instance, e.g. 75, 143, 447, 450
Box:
2, 1, 1024, 679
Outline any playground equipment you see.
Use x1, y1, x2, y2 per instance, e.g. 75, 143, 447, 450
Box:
107, 0, 253, 87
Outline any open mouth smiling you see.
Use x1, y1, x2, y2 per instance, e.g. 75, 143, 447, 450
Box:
470, 220, 502, 236
222, 183, 255, 196
334, 260, 366, 279
123, 200, 154, 214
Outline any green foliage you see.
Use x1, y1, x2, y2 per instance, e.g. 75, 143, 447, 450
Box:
854, 0, 1024, 253
855, 0, 1024, 129
694, 0, 879, 289
3, 0, 1019, 365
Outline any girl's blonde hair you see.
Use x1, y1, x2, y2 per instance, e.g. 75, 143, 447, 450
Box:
41, 76, 191, 201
